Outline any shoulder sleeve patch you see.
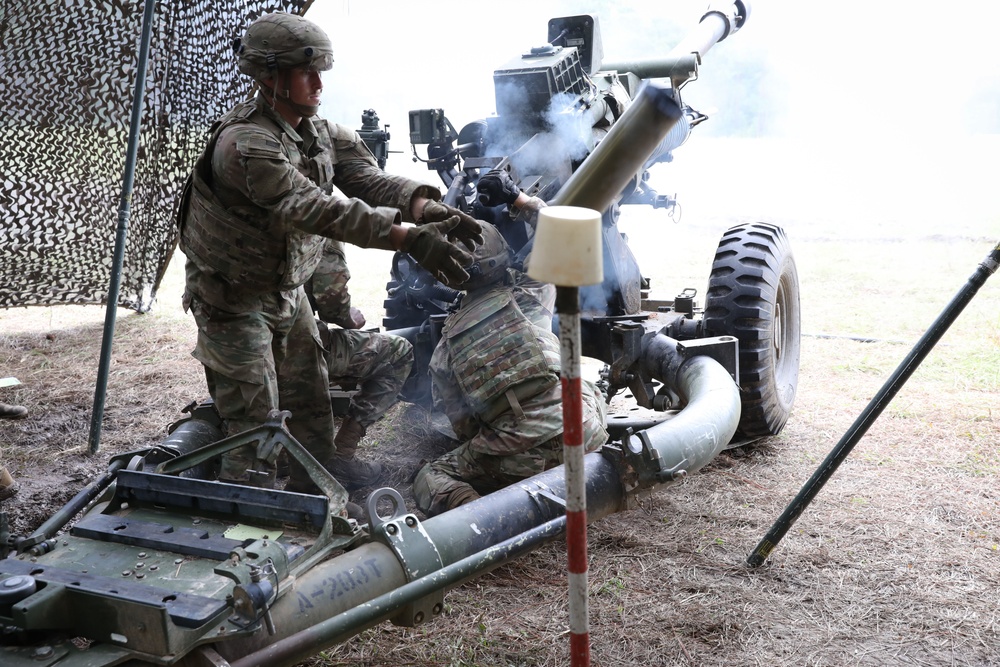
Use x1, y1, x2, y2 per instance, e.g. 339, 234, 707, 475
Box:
236, 132, 287, 161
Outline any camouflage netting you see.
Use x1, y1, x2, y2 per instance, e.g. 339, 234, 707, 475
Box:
0, 0, 311, 311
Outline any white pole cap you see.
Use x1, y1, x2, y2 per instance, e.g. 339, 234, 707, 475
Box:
526, 206, 604, 287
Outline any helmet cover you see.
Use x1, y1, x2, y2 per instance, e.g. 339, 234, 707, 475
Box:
458, 222, 513, 291
235, 12, 333, 81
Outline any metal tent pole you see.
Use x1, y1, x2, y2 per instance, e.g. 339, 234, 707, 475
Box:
88, 0, 157, 453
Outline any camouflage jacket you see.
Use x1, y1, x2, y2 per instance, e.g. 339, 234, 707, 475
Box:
430, 286, 565, 452
181, 95, 438, 312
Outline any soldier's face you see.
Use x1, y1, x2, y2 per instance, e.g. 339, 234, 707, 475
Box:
281, 67, 323, 108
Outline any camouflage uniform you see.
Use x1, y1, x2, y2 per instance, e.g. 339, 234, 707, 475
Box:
412, 284, 608, 516
180, 94, 438, 488
307, 239, 412, 429
305, 239, 355, 329
512, 270, 556, 331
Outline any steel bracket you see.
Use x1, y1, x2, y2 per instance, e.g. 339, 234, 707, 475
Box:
367, 488, 444, 627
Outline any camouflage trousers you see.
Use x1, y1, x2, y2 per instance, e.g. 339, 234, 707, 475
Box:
412, 432, 566, 517
188, 287, 335, 486
318, 320, 413, 428
412, 386, 607, 516
413, 412, 607, 516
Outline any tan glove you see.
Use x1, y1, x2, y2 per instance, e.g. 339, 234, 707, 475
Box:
518, 194, 547, 213
401, 218, 476, 286
419, 200, 484, 251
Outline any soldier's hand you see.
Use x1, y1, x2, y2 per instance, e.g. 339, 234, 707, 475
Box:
477, 168, 521, 207
401, 219, 475, 286
419, 200, 484, 251
510, 194, 547, 226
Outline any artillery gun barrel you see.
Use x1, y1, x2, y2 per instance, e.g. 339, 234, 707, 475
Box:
552, 83, 683, 211
601, 0, 751, 81
547, 7, 754, 213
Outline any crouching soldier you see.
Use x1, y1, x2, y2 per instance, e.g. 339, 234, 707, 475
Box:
412, 223, 608, 516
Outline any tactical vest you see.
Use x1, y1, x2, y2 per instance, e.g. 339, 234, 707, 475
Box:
177, 101, 337, 293
442, 289, 557, 422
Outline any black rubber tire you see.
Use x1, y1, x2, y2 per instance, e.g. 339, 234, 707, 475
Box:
703, 222, 801, 439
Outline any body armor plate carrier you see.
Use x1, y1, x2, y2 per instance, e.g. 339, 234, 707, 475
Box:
443, 290, 557, 422
177, 101, 325, 293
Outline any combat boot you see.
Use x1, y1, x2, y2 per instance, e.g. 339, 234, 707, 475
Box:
0, 403, 27, 420
327, 417, 384, 491
421, 482, 481, 518
446, 484, 481, 510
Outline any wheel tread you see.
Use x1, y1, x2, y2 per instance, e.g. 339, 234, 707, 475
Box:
702, 222, 801, 439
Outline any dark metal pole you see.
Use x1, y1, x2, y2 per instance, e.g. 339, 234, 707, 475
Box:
17, 459, 126, 554
747, 241, 1000, 567
88, 0, 157, 453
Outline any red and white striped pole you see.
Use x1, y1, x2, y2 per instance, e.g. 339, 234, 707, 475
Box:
527, 206, 604, 667
557, 284, 589, 663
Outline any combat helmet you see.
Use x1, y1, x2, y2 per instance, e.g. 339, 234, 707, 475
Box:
234, 12, 334, 81
458, 222, 512, 291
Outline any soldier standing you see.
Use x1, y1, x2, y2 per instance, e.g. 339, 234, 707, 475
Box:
177, 12, 482, 494
412, 224, 608, 516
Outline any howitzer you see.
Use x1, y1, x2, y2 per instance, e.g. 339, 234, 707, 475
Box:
0, 334, 741, 667
385, 1, 797, 442
0, 4, 791, 665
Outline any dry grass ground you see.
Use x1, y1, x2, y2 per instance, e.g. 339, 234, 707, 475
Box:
1, 137, 998, 666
